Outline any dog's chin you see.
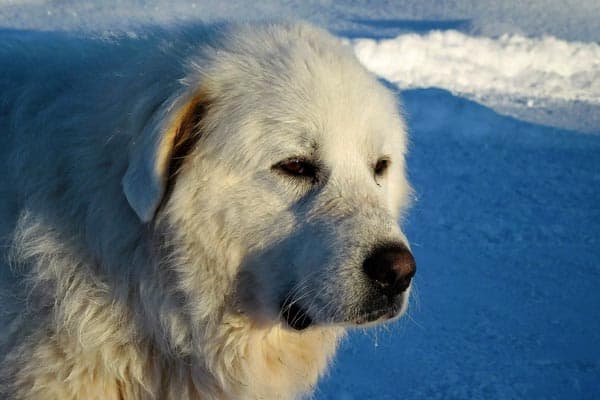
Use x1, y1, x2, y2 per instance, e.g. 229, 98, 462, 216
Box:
351, 302, 403, 327
350, 294, 409, 327
280, 295, 408, 330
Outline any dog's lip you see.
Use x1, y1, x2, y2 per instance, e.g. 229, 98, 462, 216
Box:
280, 300, 313, 331
279, 296, 405, 329
353, 303, 402, 326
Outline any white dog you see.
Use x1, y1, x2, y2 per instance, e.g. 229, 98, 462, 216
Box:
0, 22, 415, 399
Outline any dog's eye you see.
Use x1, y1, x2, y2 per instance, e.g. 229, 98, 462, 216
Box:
374, 157, 390, 177
274, 158, 318, 180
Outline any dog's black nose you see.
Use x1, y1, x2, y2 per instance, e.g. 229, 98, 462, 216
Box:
363, 244, 416, 297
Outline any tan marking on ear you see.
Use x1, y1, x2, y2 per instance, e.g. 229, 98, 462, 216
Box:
157, 91, 208, 177
156, 91, 208, 213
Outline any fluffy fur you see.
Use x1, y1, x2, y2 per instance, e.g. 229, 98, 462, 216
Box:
0, 23, 413, 399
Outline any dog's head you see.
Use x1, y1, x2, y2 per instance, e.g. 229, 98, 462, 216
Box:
122, 23, 415, 332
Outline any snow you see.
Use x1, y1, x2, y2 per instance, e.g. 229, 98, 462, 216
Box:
1, 1, 599, 399
353, 31, 600, 132
1, 0, 600, 42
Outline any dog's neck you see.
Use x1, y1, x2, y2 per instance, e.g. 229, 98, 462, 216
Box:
193, 313, 344, 399
130, 208, 340, 398
136, 227, 345, 399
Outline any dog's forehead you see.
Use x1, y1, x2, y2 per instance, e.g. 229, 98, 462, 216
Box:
259, 99, 400, 159
256, 73, 404, 163
198, 24, 406, 165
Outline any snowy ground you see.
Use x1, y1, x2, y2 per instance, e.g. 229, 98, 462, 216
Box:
1, 1, 599, 399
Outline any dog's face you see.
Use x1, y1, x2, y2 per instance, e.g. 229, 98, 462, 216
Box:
228, 78, 415, 329
123, 24, 415, 332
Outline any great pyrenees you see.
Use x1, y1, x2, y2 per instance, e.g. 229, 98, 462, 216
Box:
0, 22, 416, 399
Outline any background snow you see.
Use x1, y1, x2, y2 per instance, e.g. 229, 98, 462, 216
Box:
1, 1, 599, 399
353, 31, 600, 133
355, 32, 600, 104
1, 0, 599, 42
2, 0, 598, 132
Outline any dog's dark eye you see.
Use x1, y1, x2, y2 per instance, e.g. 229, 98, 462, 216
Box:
274, 158, 318, 180
374, 157, 390, 177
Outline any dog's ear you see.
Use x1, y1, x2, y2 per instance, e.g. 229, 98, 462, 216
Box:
122, 91, 206, 222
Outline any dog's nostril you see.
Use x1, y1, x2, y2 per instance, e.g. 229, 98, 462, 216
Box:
363, 244, 416, 296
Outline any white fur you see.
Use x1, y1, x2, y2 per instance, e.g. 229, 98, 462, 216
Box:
0, 22, 412, 399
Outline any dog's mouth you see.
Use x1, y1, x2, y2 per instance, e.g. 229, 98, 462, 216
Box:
353, 303, 401, 325
279, 292, 407, 330
281, 299, 313, 331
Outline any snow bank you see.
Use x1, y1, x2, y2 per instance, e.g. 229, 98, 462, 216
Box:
353, 30, 600, 109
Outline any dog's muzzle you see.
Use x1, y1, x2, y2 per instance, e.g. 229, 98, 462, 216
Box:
280, 243, 415, 329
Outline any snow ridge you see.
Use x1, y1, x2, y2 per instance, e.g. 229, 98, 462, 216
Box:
353, 30, 600, 106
